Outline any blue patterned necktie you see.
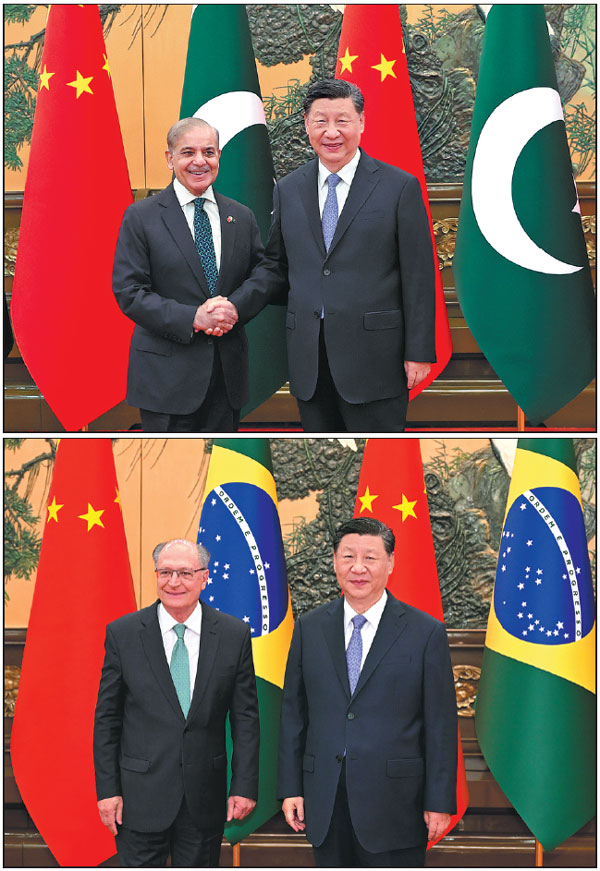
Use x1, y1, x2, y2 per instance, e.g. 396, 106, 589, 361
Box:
346, 614, 367, 694
322, 173, 341, 252
170, 623, 190, 717
193, 197, 219, 295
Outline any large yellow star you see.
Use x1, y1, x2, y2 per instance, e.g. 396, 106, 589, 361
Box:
358, 485, 379, 514
102, 53, 111, 78
392, 493, 417, 521
339, 47, 358, 74
39, 65, 55, 91
372, 53, 397, 82
78, 503, 105, 531
47, 496, 64, 523
66, 70, 94, 99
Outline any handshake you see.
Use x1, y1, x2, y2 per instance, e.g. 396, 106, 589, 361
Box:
193, 296, 238, 337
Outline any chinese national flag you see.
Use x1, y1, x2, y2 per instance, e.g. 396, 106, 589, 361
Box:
10, 439, 137, 866
354, 439, 468, 847
10, 6, 133, 431
337, 5, 452, 398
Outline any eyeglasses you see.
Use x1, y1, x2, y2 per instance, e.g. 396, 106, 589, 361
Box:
156, 568, 207, 581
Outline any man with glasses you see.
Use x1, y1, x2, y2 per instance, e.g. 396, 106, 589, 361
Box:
93, 539, 259, 866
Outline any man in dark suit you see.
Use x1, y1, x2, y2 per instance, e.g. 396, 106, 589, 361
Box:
93, 539, 259, 867
223, 78, 436, 432
112, 118, 263, 432
278, 517, 457, 867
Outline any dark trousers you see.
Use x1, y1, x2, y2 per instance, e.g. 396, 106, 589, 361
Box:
297, 325, 408, 433
115, 796, 223, 867
313, 762, 427, 868
139, 348, 240, 433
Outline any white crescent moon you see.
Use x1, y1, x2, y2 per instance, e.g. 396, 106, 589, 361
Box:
194, 91, 266, 151
471, 86, 582, 275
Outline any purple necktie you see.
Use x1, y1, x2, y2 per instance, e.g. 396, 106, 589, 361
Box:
322, 173, 341, 251
346, 614, 367, 694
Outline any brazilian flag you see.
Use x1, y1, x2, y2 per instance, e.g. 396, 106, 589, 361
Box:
198, 439, 293, 843
180, 5, 288, 416
475, 440, 595, 850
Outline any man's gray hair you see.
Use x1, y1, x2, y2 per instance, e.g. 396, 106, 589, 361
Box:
166, 117, 220, 152
152, 539, 211, 569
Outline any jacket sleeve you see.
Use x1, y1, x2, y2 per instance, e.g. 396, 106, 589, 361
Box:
423, 621, 458, 813
112, 204, 198, 344
277, 617, 307, 799
229, 183, 290, 324
396, 174, 437, 362
228, 625, 260, 800
93, 624, 125, 800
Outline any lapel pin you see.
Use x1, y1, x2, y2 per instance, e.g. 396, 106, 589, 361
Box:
227, 215, 236, 223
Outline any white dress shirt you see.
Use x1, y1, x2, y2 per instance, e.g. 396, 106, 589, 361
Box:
343, 589, 388, 671
317, 147, 362, 218
158, 601, 202, 696
173, 177, 222, 269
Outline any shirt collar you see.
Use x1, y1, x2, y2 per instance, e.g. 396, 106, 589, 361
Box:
173, 176, 217, 208
158, 600, 202, 636
344, 588, 388, 631
318, 147, 361, 188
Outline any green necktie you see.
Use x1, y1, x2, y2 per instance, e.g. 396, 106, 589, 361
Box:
170, 623, 190, 717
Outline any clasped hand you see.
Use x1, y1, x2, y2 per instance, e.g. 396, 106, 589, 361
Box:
193, 296, 238, 336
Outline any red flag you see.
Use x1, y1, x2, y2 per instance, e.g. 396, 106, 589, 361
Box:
354, 438, 468, 846
337, 6, 452, 398
10, 439, 137, 866
10, 6, 134, 431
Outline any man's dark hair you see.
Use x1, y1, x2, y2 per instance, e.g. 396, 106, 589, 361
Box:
303, 78, 365, 116
332, 517, 395, 555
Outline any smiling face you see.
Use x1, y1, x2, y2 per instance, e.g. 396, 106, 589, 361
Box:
156, 541, 209, 622
165, 125, 221, 196
333, 533, 394, 614
304, 97, 365, 173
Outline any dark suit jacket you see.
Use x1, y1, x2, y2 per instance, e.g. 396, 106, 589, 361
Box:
277, 593, 457, 853
93, 601, 259, 833
230, 152, 436, 404
112, 184, 263, 414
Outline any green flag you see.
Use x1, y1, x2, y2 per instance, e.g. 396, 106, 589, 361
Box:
475, 439, 595, 850
198, 439, 293, 843
453, 6, 595, 424
180, 5, 288, 417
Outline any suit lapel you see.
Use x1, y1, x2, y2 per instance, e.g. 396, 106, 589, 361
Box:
139, 601, 185, 722
352, 594, 407, 699
298, 160, 327, 257
326, 152, 380, 259
187, 601, 220, 721
322, 598, 351, 699
214, 191, 236, 297
157, 184, 211, 299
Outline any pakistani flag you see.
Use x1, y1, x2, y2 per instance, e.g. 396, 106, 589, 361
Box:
475, 439, 595, 851
181, 5, 288, 416
198, 439, 293, 843
453, 6, 595, 424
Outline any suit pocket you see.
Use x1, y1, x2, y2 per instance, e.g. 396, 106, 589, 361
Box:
286, 311, 296, 330
302, 754, 315, 773
386, 758, 424, 778
132, 330, 173, 356
212, 754, 227, 770
363, 310, 403, 331
120, 755, 151, 773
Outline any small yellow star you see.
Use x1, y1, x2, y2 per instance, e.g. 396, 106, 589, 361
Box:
66, 70, 94, 99
392, 493, 417, 521
358, 485, 379, 514
47, 496, 64, 523
114, 487, 121, 505
39, 65, 55, 91
78, 503, 105, 531
102, 53, 111, 78
372, 53, 397, 82
339, 47, 358, 74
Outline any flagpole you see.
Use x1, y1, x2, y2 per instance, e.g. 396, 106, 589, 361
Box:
233, 842, 241, 867
535, 838, 544, 866
517, 406, 526, 432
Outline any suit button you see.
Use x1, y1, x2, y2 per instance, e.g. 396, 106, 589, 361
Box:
336, 754, 343, 763
323, 268, 331, 276
313, 311, 320, 318
347, 712, 355, 720
207, 339, 213, 345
